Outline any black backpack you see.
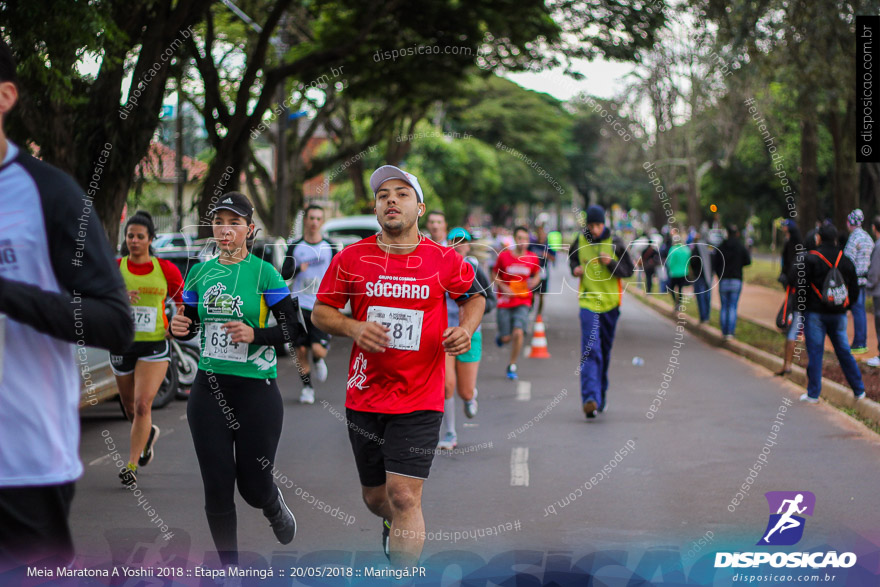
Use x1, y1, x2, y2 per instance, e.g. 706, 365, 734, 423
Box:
809, 250, 850, 309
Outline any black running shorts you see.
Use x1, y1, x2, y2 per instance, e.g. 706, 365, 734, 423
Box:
345, 408, 443, 487
110, 340, 171, 376
295, 309, 331, 348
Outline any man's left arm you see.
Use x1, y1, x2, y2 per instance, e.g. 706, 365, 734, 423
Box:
458, 294, 486, 337
444, 294, 486, 356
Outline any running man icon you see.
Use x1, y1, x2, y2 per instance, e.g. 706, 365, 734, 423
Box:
758, 491, 816, 546
763, 494, 806, 542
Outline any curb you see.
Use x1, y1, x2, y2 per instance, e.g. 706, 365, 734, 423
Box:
628, 290, 880, 431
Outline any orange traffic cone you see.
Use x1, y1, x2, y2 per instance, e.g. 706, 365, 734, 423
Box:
528, 314, 551, 359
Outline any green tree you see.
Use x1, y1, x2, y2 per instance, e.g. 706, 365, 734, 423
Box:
701, 0, 874, 229
445, 75, 573, 220
2, 0, 213, 243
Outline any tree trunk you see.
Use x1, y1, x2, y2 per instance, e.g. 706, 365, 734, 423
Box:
651, 134, 666, 230
346, 159, 372, 214
197, 144, 246, 238
686, 153, 700, 228
863, 162, 880, 219
10, 0, 214, 245
829, 101, 858, 230
799, 108, 819, 232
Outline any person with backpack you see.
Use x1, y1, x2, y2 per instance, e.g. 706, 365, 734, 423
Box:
788, 223, 866, 403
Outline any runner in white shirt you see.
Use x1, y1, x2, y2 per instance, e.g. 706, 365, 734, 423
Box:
282, 205, 336, 404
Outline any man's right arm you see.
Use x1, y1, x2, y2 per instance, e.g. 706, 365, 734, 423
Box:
311, 302, 390, 352
311, 301, 360, 338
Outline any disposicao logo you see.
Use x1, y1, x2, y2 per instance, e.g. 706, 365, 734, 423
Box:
758, 490, 815, 546
715, 491, 857, 569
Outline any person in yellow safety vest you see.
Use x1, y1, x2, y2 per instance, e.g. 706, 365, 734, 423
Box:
567, 205, 634, 419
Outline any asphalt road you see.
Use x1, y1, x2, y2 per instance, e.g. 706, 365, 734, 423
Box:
67, 264, 880, 585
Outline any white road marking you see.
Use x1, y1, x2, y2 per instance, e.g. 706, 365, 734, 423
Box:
516, 381, 531, 401
89, 454, 111, 466
510, 447, 529, 486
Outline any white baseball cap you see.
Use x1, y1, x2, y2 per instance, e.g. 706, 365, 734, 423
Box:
369, 165, 424, 202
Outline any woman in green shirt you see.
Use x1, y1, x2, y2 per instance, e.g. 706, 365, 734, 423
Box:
171, 192, 303, 567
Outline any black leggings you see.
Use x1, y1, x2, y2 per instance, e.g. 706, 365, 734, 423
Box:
187, 369, 283, 564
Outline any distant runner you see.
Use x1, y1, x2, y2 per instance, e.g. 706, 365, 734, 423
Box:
529, 219, 556, 316
113, 211, 184, 486
568, 205, 633, 418
282, 205, 335, 404
424, 210, 448, 245
492, 226, 541, 380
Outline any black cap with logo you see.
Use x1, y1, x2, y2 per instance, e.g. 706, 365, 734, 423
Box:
209, 191, 254, 219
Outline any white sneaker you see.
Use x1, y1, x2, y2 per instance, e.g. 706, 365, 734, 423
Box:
437, 432, 457, 450
799, 393, 819, 404
299, 386, 315, 404
464, 389, 478, 419
313, 359, 328, 382
866, 356, 880, 368
855, 391, 866, 400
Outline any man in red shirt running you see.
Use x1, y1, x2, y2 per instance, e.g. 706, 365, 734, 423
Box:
312, 165, 484, 567
492, 226, 541, 380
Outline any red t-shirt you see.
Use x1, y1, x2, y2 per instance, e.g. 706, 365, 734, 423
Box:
316, 235, 475, 414
116, 257, 185, 304
493, 248, 540, 308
